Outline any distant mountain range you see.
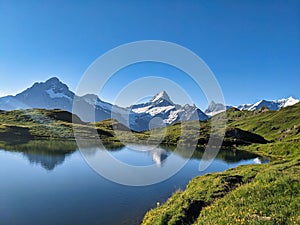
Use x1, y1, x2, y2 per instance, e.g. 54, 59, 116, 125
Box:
205, 96, 299, 116
236, 97, 299, 111
0, 77, 299, 131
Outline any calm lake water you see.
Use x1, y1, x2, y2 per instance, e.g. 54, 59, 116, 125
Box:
0, 142, 268, 225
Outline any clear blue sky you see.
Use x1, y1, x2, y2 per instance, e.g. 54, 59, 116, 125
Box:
0, 0, 299, 109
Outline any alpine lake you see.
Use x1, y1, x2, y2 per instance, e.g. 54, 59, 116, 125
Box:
0, 140, 268, 225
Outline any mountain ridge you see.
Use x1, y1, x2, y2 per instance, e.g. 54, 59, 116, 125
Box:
205, 96, 299, 116
0, 78, 208, 131
236, 96, 299, 111
0, 77, 299, 130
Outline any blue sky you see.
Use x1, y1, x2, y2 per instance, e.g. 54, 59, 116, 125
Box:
0, 0, 299, 109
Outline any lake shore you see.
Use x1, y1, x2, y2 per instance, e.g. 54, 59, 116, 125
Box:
141, 141, 300, 224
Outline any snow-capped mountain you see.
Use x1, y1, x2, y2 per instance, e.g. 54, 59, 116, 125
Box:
1, 77, 297, 131
0, 77, 74, 111
0, 78, 208, 131
206, 97, 299, 115
129, 91, 208, 131
0, 77, 114, 122
204, 101, 232, 117
236, 97, 299, 111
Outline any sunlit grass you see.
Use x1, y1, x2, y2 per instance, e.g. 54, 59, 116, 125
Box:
142, 103, 300, 225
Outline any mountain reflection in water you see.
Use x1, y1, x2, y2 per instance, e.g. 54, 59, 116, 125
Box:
23, 152, 66, 170
149, 148, 168, 166
0, 141, 269, 225
0, 140, 268, 171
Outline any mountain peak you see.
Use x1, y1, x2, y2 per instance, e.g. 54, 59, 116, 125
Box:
205, 101, 228, 115
151, 91, 171, 103
286, 96, 298, 101
45, 77, 61, 84
209, 100, 216, 105
282, 96, 299, 107
41, 77, 70, 93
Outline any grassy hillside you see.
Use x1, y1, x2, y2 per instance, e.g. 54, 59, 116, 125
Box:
224, 103, 300, 142
0, 109, 123, 147
226, 103, 300, 159
142, 158, 300, 225
142, 103, 300, 225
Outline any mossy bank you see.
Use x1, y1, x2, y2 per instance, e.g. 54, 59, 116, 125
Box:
142, 104, 300, 225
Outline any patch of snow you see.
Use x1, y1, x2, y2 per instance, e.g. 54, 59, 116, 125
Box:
147, 106, 175, 116
46, 89, 72, 101
283, 96, 299, 108
163, 109, 182, 124
132, 105, 175, 116
237, 104, 253, 110
132, 105, 151, 113
206, 109, 226, 117
248, 100, 263, 111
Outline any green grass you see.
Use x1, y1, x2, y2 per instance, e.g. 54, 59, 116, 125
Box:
142, 103, 300, 225
0, 109, 120, 142
243, 141, 300, 160
142, 163, 261, 225
195, 158, 300, 225
225, 103, 300, 142
142, 158, 300, 225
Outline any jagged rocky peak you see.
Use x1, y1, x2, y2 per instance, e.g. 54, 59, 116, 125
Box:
129, 91, 208, 131
205, 101, 231, 116
182, 103, 196, 110
44, 77, 69, 91
205, 101, 226, 112
151, 91, 172, 103
45, 77, 60, 84
28, 77, 70, 94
